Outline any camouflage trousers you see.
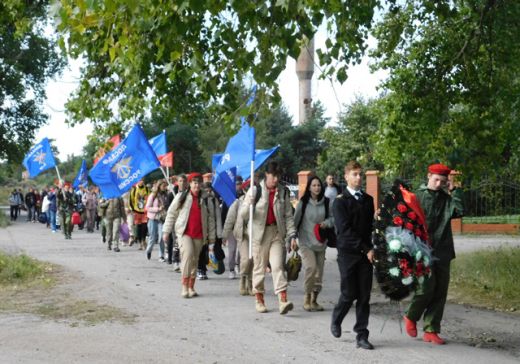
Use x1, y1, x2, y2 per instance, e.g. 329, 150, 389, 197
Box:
60, 211, 72, 239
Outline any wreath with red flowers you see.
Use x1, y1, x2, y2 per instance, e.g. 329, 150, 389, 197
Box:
372, 180, 434, 301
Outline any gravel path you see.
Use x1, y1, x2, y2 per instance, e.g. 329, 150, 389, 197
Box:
0, 219, 519, 364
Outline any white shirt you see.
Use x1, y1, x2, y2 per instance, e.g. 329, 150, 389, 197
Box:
346, 186, 362, 200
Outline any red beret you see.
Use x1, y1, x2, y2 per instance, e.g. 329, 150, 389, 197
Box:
241, 179, 251, 190
428, 163, 451, 176
187, 172, 202, 183
313, 224, 326, 244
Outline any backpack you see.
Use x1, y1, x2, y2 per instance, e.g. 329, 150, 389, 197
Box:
323, 197, 337, 248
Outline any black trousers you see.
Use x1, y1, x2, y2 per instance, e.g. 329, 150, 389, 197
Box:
10, 206, 18, 220
166, 233, 180, 264
331, 251, 373, 340
198, 244, 209, 272
136, 223, 147, 241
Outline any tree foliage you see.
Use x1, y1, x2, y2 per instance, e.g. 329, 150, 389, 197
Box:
0, 0, 64, 163
370, 0, 520, 179
54, 0, 380, 128
317, 97, 383, 177
255, 103, 327, 177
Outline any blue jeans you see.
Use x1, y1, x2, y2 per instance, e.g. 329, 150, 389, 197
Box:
49, 210, 57, 231
146, 219, 164, 258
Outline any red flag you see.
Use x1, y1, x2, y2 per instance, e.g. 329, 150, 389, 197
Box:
158, 151, 174, 167
399, 185, 429, 244
93, 135, 122, 165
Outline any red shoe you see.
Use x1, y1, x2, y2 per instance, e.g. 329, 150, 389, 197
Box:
403, 316, 417, 337
423, 332, 446, 345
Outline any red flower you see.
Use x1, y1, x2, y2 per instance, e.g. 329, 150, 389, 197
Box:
407, 211, 417, 221
393, 216, 403, 226
399, 259, 412, 277
397, 203, 408, 214
414, 228, 422, 238
405, 222, 414, 231
416, 261, 424, 276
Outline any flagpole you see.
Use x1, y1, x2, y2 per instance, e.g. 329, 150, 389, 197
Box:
55, 166, 62, 183
248, 160, 254, 259
160, 166, 170, 184
55, 165, 67, 198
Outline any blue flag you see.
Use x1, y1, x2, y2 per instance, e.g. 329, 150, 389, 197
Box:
215, 122, 255, 177
212, 146, 279, 180
22, 138, 57, 178
89, 124, 160, 198
148, 131, 167, 156
73, 159, 88, 189
212, 167, 237, 207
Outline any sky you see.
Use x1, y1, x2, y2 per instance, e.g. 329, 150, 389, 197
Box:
36, 33, 387, 160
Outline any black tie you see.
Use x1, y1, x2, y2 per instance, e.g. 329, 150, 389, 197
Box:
355, 191, 363, 201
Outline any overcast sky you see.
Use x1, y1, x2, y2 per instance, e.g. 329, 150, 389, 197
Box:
36, 33, 387, 160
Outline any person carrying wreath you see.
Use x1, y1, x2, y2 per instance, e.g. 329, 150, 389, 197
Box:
403, 163, 464, 345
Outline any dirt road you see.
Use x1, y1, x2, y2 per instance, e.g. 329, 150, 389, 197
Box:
0, 221, 519, 363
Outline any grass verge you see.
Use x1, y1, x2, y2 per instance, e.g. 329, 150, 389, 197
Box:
0, 251, 136, 325
0, 212, 10, 228
463, 215, 520, 224
450, 247, 520, 313
0, 251, 54, 287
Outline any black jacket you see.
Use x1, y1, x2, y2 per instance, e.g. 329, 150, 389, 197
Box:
25, 192, 36, 207
332, 189, 374, 254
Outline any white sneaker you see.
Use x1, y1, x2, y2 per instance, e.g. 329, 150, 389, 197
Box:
197, 270, 204, 280
228, 270, 237, 280
173, 262, 181, 272
51, 230, 56, 233
158, 257, 165, 263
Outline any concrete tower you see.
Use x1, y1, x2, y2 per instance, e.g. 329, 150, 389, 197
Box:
295, 37, 314, 124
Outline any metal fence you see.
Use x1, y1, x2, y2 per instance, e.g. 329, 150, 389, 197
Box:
463, 181, 520, 217
381, 177, 520, 218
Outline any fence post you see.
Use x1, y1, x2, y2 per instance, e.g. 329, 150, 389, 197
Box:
365, 170, 380, 211
297, 171, 313, 199
449, 170, 463, 234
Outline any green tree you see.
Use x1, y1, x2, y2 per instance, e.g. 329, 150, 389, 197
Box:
54, 0, 381, 128
255, 103, 327, 177
142, 118, 206, 174
0, 0, 64, 163
370, 0, 520, 180
317, 96, 383, 177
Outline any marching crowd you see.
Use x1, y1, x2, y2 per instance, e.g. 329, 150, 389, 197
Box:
7, 160, 462, 350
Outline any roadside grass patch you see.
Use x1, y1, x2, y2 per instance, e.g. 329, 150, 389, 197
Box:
0, 251, 136, 325
0, 212, 9, 228
463, 215, 520, 224
450, 247, 520, 313
0, 252, 54, 288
